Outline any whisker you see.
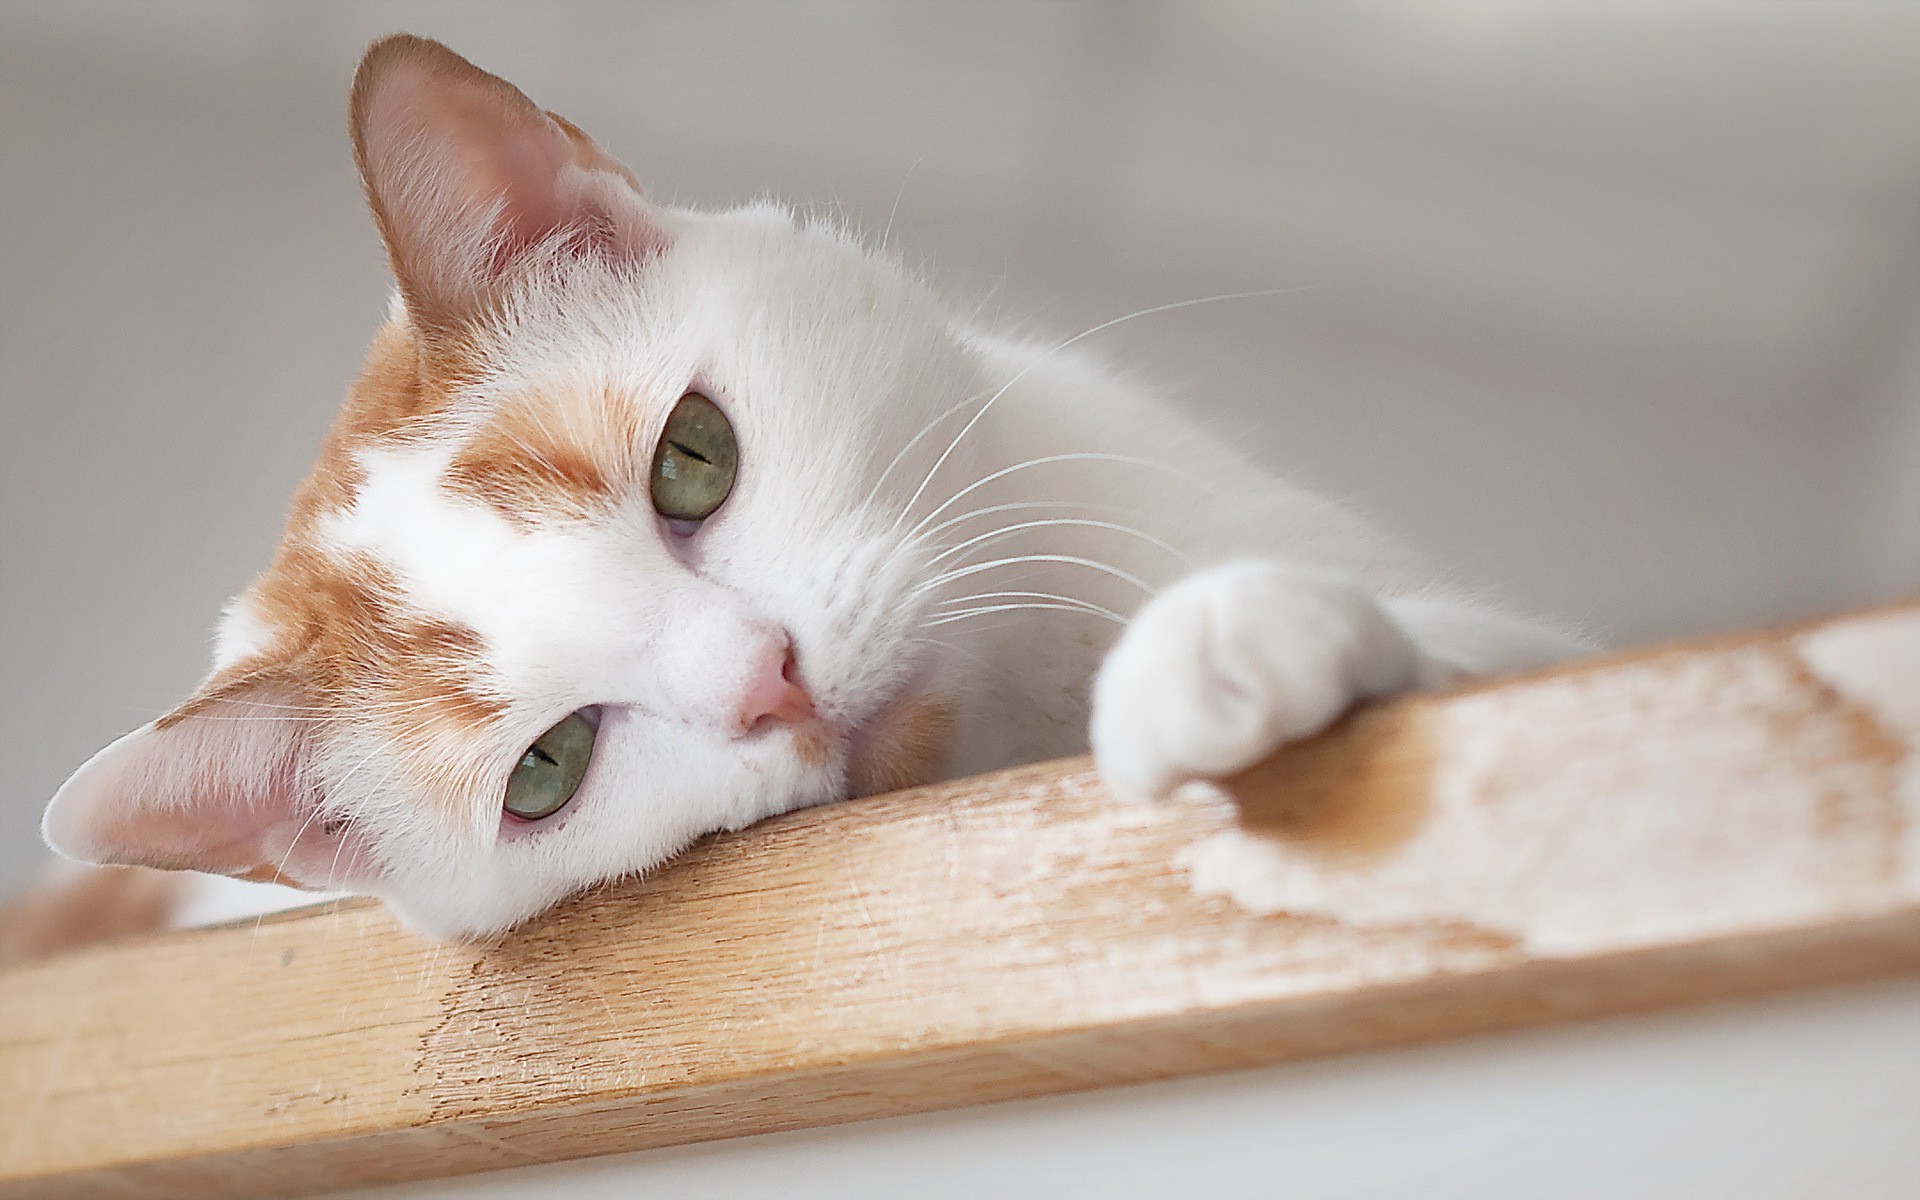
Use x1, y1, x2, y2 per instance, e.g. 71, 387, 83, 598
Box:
916, 498, 1118, 543
879, 152, 929, 257
925, 517, 1193, 570
899, 285, 1322, 526
865, 382, 999, 515
931, 589, 1128, 624
268, 803, 331, 891
907, 452, 1199, 542
925, 602, 1125, 628
915, 552, 1155, 598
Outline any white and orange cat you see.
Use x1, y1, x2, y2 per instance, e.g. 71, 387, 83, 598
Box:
33, 36, 1580, 943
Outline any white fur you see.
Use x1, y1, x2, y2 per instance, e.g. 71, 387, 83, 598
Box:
49, 156, 1586, 938
211, 592, 276, 667
161, 200, 1583, 939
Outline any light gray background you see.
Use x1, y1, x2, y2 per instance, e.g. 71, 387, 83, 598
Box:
8, 0, 1920, 886
3, 3, 1918, 1196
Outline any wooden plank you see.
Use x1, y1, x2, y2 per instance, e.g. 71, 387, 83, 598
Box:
3, 601, 1918, 1198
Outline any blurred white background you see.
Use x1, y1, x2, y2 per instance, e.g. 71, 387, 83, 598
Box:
3, 3, 1918, 1196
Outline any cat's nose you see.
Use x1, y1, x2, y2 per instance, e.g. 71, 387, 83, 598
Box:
736, 636, 815, 733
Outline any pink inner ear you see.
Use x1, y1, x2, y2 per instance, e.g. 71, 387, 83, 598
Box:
485, 123, 576, 262
350, 36, 661, 325
42, 683, 373, 891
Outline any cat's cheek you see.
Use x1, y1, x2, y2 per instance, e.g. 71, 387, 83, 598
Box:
846, 693, 958, 798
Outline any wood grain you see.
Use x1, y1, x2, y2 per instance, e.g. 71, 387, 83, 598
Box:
3, 602, 1919, 1198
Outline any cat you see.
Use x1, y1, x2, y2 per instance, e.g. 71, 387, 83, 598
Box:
34, 35, 1583, 943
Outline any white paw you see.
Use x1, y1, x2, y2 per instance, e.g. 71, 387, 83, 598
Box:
1091, 562, 1431, 799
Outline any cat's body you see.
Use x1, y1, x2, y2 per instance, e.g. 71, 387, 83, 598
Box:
32, 36, 1582, 945
908, 330, 1575, 782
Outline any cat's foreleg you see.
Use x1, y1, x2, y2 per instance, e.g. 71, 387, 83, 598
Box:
1089, 560, 1584, 799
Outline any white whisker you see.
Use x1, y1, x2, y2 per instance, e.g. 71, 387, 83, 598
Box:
926, 517, 1192, 570
932, 589, 1128, 624
915, 552, 1154, 598
926, 601, 1124, 628
899, 285, 1321, 526
916, 498, 1115, 543
879, 152, 928, 257
866, 383, 998, 515
907, 452, 1194, 543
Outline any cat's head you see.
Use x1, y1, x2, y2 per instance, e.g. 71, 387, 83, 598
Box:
41, 36, 993, 938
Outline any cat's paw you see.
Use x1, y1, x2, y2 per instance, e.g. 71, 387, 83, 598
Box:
1091, 562, 1430, 800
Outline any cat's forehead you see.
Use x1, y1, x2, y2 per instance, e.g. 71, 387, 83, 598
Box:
471, 207, 952, 390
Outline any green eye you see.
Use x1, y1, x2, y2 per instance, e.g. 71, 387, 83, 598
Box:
650, 391, 738, 522
504, 710, 596, 821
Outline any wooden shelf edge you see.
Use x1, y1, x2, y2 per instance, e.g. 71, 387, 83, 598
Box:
4, 600, 1918, 1198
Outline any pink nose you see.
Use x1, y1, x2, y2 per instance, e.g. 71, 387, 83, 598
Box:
737, 636, 816, 733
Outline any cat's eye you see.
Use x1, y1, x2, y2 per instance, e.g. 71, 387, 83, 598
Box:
650, 391, 738, 522
504, 710, 596, 821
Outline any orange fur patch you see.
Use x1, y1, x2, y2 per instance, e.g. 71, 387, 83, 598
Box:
848, 695, 957, 798
281, 318, 454, 534
181, 319, 509, 809
238, 552, 502, 811
443, 387, 648, 523
228, 317, 503, 725
790, 722, 835, 769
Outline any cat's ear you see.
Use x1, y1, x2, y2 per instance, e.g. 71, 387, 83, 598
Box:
348, 34, 663, 333
42, 665, 372, 891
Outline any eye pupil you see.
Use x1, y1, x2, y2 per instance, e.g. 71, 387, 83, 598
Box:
650, 392, 737, 522
504, 711, 596, 821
